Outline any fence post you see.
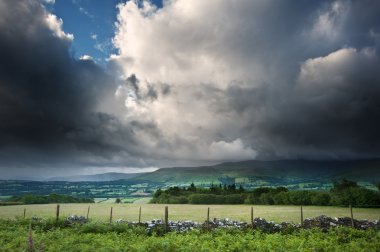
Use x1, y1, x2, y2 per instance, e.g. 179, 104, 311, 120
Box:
110, 207, 113, 224
138, 206, 142, 223
164, 206, 169, 232
56, 204, 60, 221
86, 206, 90, 220
300, 205, 304, 228
23, 208, 26, 219
207, 207, 210, 230
350, 204, 354, 228
251, 206, 254, 228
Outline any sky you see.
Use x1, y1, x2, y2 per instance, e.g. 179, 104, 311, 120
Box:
0, 0, 380, 178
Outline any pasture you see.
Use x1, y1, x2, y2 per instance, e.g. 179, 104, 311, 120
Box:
0, 204, 379, 223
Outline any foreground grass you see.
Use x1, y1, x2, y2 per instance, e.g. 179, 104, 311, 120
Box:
0, 219, 379, 251
0, 204, 379, 223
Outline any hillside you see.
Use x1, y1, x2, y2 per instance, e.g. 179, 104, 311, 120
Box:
48, 172, 146, 182
45, 160, 380, 186
134, 159, 380, 186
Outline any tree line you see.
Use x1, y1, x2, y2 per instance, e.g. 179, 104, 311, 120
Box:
6, 193, 94, 204
151, 180, 380, 207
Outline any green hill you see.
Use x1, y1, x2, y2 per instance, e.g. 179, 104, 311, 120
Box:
134, 159, 380, 187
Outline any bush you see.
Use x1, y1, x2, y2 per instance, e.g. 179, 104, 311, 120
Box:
224, 194, 245, 204
1, 219, 380, 251
310, 192, 331, 206
260, 193, 274, 205
7, 194, 94, 204
330, 187, 380, 207
287, 191, 312, 205
273, 192, 290, 205
188, 194, 217, 204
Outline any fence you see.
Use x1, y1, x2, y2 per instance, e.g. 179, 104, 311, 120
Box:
17, 203, 373, 230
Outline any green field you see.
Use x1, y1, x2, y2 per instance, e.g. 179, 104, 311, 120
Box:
0, 204, 379, 223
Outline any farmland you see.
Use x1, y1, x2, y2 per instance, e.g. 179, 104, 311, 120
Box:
0, 204, 379, 223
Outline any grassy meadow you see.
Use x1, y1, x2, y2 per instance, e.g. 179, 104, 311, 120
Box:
0, 204, 379, 223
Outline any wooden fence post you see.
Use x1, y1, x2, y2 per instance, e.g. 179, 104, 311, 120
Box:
23, 208, 26, 219
56, 204, 60, 221
350, 204, 354, 228
207, 207, 210, 230
251, 206, 254, 228
164, 206, 169, 232
138, 206, 142, 223
86, 206, 90, 220
300, 205, 304, 228
110, 207, 113, 224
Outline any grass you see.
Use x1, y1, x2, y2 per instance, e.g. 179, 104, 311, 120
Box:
0, 219, 379, 251
0, 204, 379, 223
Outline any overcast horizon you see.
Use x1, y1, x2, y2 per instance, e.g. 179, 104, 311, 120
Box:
1, 0, 380, 178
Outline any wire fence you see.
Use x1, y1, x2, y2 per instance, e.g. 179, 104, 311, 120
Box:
13, 203, 380, 227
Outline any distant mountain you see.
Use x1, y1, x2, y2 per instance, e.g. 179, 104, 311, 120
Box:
134, 159, 380, 185
48, 172, 147, 182
46, 159, 380, 185
6, 176, 42, 181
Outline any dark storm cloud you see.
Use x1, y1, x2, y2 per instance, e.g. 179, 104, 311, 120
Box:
225, 59, 380, 160
0, 0, 151, 176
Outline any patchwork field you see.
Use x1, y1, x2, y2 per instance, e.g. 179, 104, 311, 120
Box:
0, 204, 379, 223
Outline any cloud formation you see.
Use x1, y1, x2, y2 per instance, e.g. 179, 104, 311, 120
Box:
0, 0, 380, 177
111, 0, 380, 161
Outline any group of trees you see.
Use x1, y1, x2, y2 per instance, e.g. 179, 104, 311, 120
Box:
7, 193, 94, 204
151, 183, 246, 204
151, 180, 380, 207
329, 180, 380, 207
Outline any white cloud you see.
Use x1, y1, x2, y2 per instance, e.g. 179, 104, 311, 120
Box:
79, 55, 93, 61
45, 13, 73, 41
40, 0, 55, 4
79, 6, 94, 19
310, 0, 350, 42
298, 47, 377, 89
206, 139, 257, 161
95, 39, 113, 53
112, 1, 270, 89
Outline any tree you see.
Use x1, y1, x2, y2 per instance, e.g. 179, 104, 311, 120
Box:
238, 184, 245, 193
115, 198, 121, 204
260, 193, 274, 205
188, 183, 196, 192
167, 186, 181, 196
331, 179, 358, 192
273, 191, 290, 205
288, 191, 312, 205
154, 188, 162, 198
310, 192, 331, 206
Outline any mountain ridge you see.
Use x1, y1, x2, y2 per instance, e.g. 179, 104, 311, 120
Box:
133, 159, 380, 185
48, 172, 147, 182
39, 159, 380, 184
